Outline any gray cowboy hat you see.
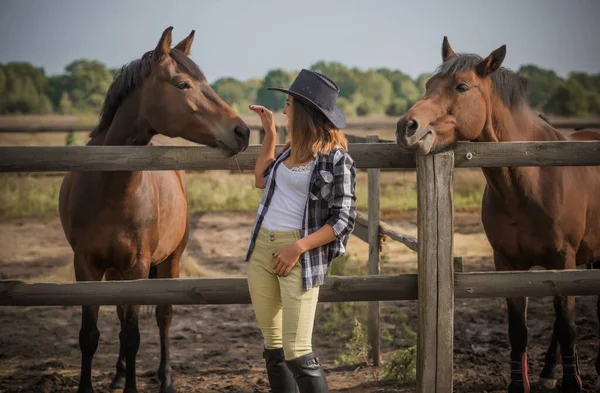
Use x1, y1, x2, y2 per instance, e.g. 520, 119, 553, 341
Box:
267, 69, 347, 129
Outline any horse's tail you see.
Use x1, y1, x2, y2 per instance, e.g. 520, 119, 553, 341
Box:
149, 265, 158, 279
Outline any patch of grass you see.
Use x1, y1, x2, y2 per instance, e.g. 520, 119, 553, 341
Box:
334, 318, 372, 367
185, 171, 263, 213
0, 175, 62, 218
382, 345, 417, 385
0, 169, 486, 219
382, 323, 418, 385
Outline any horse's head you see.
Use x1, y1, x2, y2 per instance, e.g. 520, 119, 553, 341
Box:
102, 27, 250, 155
147, 27, 250, 155
396, 37, 524, 154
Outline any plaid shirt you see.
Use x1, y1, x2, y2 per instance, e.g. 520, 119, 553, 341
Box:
245, 146, 357, 290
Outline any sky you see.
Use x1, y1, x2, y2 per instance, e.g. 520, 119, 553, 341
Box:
0, 0, 599, 83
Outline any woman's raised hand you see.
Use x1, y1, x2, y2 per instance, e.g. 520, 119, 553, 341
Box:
249, 105, 275, 133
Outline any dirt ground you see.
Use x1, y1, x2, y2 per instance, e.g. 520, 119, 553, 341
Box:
0, 211, 597, 393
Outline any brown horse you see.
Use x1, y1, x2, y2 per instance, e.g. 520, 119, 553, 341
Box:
58, 27, 250, 393
396, 37, 600, 393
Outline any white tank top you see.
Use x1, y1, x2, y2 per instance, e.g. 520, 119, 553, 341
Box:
262, 160, 314, 231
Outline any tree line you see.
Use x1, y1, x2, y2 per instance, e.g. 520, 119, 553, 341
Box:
1, 59, 599, 117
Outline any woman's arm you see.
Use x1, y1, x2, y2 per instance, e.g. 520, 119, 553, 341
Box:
249, 105, 276, 189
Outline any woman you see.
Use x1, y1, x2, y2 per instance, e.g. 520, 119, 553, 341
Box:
246, 69, 357, 393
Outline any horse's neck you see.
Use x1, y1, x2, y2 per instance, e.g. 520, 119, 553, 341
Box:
96, 92, 154, 193
479, 103, 565, 203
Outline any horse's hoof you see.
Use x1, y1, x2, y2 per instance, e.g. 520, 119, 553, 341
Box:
562, 374, 583, 393
538, 377, 557, 389
508, 380, 530, 393
77, 387, 94, 393
159, 385, 177, 393
109, 375, 126, 390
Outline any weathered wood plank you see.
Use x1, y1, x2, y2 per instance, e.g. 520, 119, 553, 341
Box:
366, 135, 381, 366
416, 154, 438, 393
0, 275, 419, 306
434, 152, 455, 393
1, 119, 595, 133
453, 141, 600, 168
1, 270, 599, 306
455, 269, 600, 298
0, 143, 415, 172
380, 220, 419, 252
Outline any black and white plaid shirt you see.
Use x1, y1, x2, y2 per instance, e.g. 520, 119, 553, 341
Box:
245, 146, 357, 290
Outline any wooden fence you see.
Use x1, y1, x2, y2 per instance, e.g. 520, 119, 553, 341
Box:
0, 118, 599, 134
2, 139, 600, 393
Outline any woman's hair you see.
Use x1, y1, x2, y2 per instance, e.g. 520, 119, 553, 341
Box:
288, 97, 348, 163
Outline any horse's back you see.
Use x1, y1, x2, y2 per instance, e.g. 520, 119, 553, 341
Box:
567, 129, 600, 141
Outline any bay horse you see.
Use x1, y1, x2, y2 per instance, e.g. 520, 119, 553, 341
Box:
395, 37, 600, 393
58, 27, 250, 393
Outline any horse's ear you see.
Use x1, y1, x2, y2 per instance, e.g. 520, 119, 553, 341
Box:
442, 36, 456, 62
174, 30, 195, 55
153, 26, 173, 62
476, 45, 507, 77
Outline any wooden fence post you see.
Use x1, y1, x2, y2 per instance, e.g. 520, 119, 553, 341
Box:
416, 151, 454, 393
366, 134, 381, 366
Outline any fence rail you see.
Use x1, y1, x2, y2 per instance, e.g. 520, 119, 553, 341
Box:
0, 119, 598, 133
3, 141, 600, 173
1, 270, 598, 306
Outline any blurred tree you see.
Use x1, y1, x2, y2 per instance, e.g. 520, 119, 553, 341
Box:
62, 59, 113, 112
356, 70, 393, 111
59, 92, 73, 115
356, 99, 375, 117
543, 77, 589, 117
211, 77, 247, 106
310, 61, 359, 99
385, 98, 409, 116
415, 73, 432, 97
243, 78, 262, 103
337, 97, 356, 117
518, 65, 563, 109
587, 92, 600, 115
377, 68, 420, 102
257, 69, 294, 111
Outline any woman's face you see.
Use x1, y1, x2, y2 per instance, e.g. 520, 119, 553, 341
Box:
282, 95, 293, 127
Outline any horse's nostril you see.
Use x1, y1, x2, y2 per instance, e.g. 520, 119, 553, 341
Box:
234, 125, 250, 142
406, 119, 419, 136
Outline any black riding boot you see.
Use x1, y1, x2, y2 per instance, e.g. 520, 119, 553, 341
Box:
285, 352, 329, 393
263, 348, 298, 393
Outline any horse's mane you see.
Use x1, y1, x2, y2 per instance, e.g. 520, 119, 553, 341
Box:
90, 49, 206, 138
435, 53, 529, 110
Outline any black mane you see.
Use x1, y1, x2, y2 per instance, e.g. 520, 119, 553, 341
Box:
90, 49, 206, 137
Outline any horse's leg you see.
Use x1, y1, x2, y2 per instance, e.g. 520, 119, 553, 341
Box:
506, 296, 530, 393
74, 254, 104, 393
554, 294, 582, 392
110, 305, 128, 389
154, 233, 186, 393
495, 252, 530, 393
120, 263, 150, 393
538, 323, 560, 389
154, 260, 180, 392
103, 269, 128, 389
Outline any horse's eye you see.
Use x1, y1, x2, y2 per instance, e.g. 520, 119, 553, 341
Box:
456, 83, 469, 92
177, 81, 192, 90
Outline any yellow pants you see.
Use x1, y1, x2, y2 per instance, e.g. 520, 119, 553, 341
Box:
247, 227, 320, 361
